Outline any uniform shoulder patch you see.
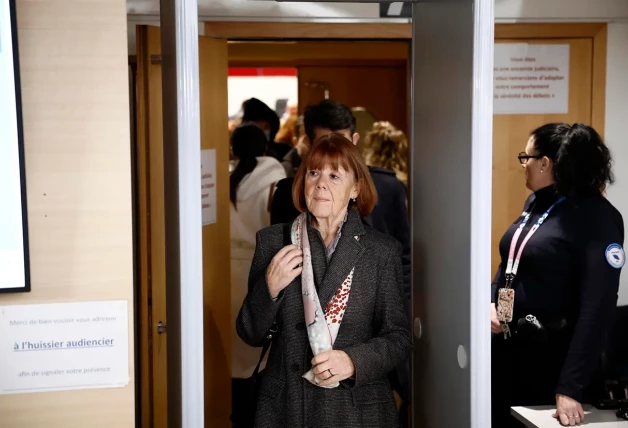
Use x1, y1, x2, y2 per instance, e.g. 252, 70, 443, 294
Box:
605, 244, 626, 269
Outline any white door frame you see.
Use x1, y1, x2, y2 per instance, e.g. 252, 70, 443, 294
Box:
159, 0, 205, 426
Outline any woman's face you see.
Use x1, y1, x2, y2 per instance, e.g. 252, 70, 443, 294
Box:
522, 136, 552, 191
304, 164, 358, 223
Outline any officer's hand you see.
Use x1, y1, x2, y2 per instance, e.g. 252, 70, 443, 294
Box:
491, 303, 501, 334
552, 394, 584, 426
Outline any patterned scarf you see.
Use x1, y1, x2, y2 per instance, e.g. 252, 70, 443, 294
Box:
291, 212, 355, 389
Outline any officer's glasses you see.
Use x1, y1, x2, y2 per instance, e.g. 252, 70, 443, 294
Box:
518, 152, 543, 165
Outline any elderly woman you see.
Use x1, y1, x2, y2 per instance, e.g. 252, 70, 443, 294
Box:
236, 133, 412, 428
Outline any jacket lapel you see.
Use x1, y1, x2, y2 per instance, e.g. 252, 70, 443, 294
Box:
318, 211, 366, 311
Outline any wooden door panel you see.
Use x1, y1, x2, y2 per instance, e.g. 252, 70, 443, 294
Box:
298, 66, 409, 138
198, 36, 231, 427
491, 38, 593, 275
136, 24, 168, 428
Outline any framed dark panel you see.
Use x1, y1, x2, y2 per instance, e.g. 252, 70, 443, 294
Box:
379, 2, 413, 18
411, 1, 493, 427
0, 0, 31, 293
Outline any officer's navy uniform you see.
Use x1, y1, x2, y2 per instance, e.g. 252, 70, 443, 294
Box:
491, 185, 624, 427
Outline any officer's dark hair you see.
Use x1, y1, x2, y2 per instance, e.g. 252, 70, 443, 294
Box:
230, 122, 267, 209
531, 122, 614, 196
303, 100, 356, 143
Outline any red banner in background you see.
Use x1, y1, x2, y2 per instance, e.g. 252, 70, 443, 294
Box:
228, 68, 297, 77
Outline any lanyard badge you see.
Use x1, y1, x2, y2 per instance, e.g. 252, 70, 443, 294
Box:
497, 197, 566, 339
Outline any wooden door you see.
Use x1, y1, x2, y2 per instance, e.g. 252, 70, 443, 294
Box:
491, 38, 593, 275
136, 25, 231, 428
136, 25, 167, 428
298, 65, 409, 138
198, 35, 232, 428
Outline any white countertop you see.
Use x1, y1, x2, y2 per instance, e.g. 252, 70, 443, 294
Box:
512, 405, 628, 427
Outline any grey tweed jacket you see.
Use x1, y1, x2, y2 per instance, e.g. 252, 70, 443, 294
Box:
236, 210, 413, 428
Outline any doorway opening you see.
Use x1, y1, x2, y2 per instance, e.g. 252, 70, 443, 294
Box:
228, 67, 298, 122
133, 24, 411, 428
224, 40, 413, 427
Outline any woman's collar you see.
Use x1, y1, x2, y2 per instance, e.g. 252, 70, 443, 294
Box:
534, 184, 557, 198
307, 209, 365, 237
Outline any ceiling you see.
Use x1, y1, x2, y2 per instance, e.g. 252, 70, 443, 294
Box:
125, 0, 381, 19
126, 0, 628, 20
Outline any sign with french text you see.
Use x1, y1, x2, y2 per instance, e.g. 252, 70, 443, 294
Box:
201, 149, 217, 225
494, 43, 570, 115
0, 300, 130, 394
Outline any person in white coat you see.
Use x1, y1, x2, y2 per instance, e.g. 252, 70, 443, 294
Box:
230, 122, 286, 422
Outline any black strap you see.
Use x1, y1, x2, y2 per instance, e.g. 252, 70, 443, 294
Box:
251, 222, 292, 378
282, 221, 292, 246
251, 323, 277, 378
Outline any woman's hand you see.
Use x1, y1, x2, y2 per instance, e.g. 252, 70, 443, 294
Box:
266, 245, 303, 299
552, 394, 584, 426
491, 303, 502, 334
311, 350, 355, 386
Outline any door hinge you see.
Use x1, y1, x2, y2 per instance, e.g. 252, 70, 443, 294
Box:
150, 55, 162, 65
156, 321, 167, 334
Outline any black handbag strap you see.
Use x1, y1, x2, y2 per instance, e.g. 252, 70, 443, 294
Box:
282, 221, 293, 246
251, 327, 276, 378
251, 222, 292, 379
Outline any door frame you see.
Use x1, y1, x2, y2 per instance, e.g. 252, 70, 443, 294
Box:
205, 21, 413, 39
226, 41, 410, 66
134, 20, 608, 427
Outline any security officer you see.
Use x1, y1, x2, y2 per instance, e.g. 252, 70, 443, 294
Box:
490, 123, 625, 427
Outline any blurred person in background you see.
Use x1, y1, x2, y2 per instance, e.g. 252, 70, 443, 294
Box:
363, 121, 409, 187
242, 97, 292, 161
275, 114, 298, 146
280, 115, 308, 178
229, 123, 286, 421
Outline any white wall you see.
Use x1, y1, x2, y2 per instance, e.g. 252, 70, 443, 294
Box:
604, 23, 628, 306
227, 76, 297, 118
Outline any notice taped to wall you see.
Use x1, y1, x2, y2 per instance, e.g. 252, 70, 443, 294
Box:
0, 300, 129, 394
494, 43, 570, 115
201, 149, 217, 225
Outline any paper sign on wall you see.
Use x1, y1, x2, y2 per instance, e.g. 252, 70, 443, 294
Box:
0, 300, 129, 394
201, 149, 217, 225
494, 44, 570, 115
